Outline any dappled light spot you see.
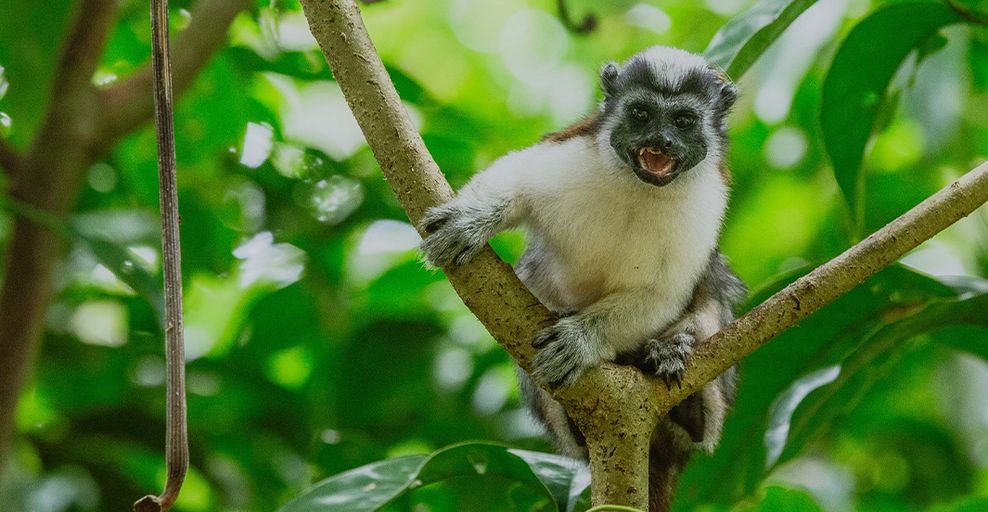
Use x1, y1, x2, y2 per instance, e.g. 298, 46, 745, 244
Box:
269, 142, 325, 180
448, 0, 514, 53
86, 163, 117, 193
240, 122, 274, 168
69, 300, 128, 347
704, 0, 748, 16
263, 75, 366, 161
131, 356, 166, 387
764, 126, 807, 170
768, 458, 854, 511
298, 176, 363, 225
625, 3, 672, 34
752, 0, 846, 124
472, 366, 514, 415
27, 468, 100, 512
188, 371, 221, 397
869, 120, 925, 172
0, 64, 8, 100
266, 346, 313, 389
348, 220, 420, 284
902, 240, 973, 279
233, 231, 306, 289
433, 346, 473, 392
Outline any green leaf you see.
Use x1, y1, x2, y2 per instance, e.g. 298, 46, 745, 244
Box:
279, 456, 426, 512
704, 0, 819, 78
278, 442, 589, 512
677, 265, 959, 506
820, 2, 962, 228
771, 284, 988, 469
763, 365, 840, 468
81, 236, 165, 322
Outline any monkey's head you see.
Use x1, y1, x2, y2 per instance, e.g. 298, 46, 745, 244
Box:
598, 46, 737, 187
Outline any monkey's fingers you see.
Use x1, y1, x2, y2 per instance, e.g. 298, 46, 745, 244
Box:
532, 329, 558, 348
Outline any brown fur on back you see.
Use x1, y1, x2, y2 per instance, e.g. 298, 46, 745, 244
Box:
542, 112, 602, 143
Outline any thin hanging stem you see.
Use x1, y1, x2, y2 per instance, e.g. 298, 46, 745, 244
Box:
134, 0, 188, 510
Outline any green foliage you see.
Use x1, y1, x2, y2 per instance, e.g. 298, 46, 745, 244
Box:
821, 1, 962, 231
704, 0, 820, 77
2, 0, 988, 511
279, 442, 589, 512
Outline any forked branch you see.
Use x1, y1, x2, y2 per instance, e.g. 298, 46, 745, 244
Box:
298, 0, 988, 508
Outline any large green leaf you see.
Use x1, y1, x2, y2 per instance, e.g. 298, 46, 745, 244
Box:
820, 2, 962, 226
704, 0, 819, 77
279, 455, 427, 512
774, 285, 988, 468
676, 265, 957, 508
278, 442, 590, 512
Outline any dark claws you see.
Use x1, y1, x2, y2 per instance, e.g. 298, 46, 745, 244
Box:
549, 368, 575, 389
533, 331, 557, 348
423, 215, 448, 234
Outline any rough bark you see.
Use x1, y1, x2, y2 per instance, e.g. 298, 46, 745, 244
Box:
0, 0, 250, 477
298, 0, 988, 509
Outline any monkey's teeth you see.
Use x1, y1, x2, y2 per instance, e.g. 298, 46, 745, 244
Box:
637, 147, 674, 177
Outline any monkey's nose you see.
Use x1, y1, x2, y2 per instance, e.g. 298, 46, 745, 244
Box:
658, 135, 674, 152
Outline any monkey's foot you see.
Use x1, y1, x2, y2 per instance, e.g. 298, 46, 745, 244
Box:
637, 332, 695, 390
531, 318, 604, 389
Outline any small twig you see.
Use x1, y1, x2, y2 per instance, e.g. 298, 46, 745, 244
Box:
944, 0, 988, 27
133, 1, 188, 511
557, 0, 597, 34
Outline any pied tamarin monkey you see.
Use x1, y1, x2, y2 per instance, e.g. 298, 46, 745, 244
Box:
420, 46, 745, 511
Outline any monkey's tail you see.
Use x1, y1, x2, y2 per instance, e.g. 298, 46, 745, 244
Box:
647, 428, 690, 512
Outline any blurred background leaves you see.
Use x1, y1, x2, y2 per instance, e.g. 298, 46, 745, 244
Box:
1, 0, 987, 511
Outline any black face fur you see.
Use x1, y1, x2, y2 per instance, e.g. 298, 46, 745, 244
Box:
600, 52, 738, 187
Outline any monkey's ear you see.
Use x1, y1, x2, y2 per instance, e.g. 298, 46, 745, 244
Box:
719, 82, 738, 110
600, 62, 620, 97
710, 66, 738, 110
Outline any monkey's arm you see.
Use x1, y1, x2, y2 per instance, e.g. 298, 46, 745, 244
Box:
419, 144, 546, 266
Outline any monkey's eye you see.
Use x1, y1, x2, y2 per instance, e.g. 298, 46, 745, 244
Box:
674, 114, 696, 128
631, 107, 649, 122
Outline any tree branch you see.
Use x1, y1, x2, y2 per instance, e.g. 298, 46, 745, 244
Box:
98, 0, 253, 141
133, 1, 188, 510
0, 0, 119, 477
298, 0, 988, 508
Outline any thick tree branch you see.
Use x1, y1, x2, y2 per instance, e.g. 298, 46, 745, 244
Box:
658, 161, 988, 409
299, 0, 988, 508
99, 0, 253, 141
0, 0, 246, 482
0, 0, 119, 476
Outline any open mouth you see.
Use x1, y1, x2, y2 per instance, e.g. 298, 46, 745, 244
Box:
634, 147, 678, 184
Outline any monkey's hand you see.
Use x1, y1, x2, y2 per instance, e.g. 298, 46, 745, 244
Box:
419, 203, 495, 267
531, 316, 610, 389
636, 331, 695, 390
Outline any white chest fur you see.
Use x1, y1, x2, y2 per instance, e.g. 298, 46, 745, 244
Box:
519, 139, 727, 319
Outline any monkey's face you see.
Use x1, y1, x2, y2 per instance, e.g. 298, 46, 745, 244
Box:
599, 48, 737, 187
